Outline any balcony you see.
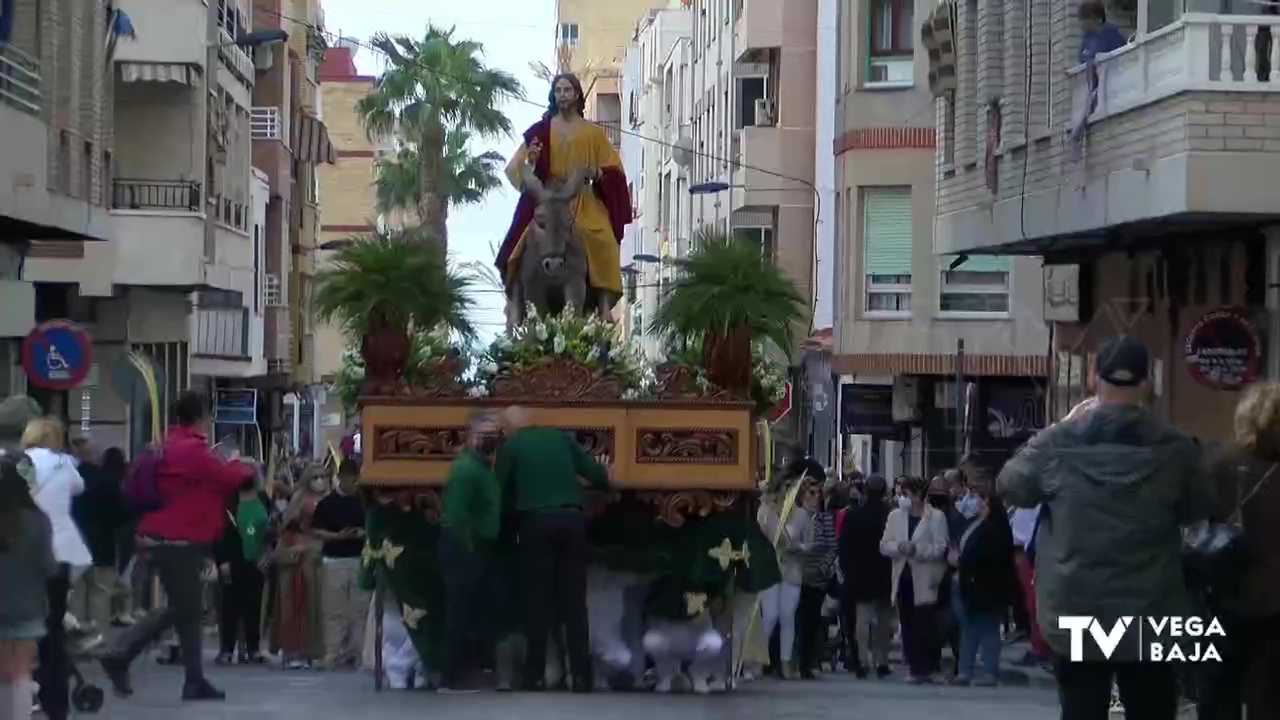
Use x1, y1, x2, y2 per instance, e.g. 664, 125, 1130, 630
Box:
0, 44, 40, 116
111, 179, 202, 211
935, 13, 1280, 256
600, 120, 621, 147
251, 107, 281, 140
733, 0, 785, 58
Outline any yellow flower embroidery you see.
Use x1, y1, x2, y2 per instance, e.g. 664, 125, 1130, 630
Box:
361, 541, 378, 569
401, 604, 426, 630
684, 592, 708, 617
379, 540, 405, 569
707, 538, 751, 571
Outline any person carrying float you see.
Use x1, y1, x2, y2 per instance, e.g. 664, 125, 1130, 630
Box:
496, 73, 632, 321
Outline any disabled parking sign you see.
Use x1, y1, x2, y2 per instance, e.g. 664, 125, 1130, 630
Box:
22, 319, 92, 390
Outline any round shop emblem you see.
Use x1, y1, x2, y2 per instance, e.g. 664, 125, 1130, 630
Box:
1183, 308, 1261, 390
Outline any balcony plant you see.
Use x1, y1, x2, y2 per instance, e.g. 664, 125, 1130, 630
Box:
313, 228, 475, 394
652, 227, 807, 395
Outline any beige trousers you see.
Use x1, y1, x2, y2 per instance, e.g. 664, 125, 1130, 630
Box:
70, 567, 124, 631
319, 558, 370, 668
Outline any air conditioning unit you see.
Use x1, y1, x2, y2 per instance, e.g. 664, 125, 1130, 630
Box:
753, 98, 776, 127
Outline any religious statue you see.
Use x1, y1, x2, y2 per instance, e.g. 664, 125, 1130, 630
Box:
496, 73, 633, 326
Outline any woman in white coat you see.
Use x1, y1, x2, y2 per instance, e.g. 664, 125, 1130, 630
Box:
22, 417, 92, 720
756, 479, 814, 679
880, 475, 950, 684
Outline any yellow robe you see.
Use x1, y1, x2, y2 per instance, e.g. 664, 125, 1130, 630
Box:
504, 121, 624, 296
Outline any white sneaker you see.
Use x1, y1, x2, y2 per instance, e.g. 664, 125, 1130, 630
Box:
654, 676, 673, 693
1109, 695, 1125, 714
691, 677, 711, 694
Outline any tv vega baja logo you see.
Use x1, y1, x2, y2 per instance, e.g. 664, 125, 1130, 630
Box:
1059, 616, 1225, 662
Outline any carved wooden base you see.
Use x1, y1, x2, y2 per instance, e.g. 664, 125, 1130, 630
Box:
366, 487, 746, 528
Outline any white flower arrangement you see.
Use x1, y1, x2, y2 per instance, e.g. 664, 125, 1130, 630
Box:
333, 323, 469, 407
479, 306, 653, 395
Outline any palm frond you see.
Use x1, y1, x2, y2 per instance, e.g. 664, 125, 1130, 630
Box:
652, 227, 808, 354
312, 227, 475, 340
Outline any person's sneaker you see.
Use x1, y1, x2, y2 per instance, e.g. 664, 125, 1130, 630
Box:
974, 675, 998, 688
214, 653, 234, 666
875, 665, 892, 679
72, 633, 104, 655
904, 674, 931, 685
99, 657, 133, 697
242, 652, 268, 665
949, 675, 971, 686
182, 679, 226, 702
1108, 694, 1125, 714
111, 615, 136, 628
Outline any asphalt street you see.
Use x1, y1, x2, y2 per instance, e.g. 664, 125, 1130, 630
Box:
83, 661, 1065, 720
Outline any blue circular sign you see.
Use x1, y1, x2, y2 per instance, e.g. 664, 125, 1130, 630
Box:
22, 320, 92, 390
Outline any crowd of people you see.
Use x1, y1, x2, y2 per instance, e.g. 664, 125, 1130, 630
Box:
2, 333, 1280, 720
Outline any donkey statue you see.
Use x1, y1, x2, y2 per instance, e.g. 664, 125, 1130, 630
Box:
508, 162, 589, 327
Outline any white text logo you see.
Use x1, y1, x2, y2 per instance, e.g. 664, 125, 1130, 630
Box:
1058, 616, 1225, 662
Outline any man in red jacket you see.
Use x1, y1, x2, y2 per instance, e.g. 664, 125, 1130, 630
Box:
100, 390, 252, 702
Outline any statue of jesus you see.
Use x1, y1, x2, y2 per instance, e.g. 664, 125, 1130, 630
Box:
495, 73, 633, 322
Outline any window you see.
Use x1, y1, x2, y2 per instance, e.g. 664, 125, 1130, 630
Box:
736, 76, 766, 129
939, 259, 1011, 314
867, 0, 914, 86
733, 226, 774, 258
862, 188, 913, 315
558, 22, 579, 47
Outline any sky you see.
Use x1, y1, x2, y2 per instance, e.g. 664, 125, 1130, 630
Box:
321, 0, 558, 339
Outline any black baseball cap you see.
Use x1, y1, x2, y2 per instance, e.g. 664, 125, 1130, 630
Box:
1095, 335, 1149, 387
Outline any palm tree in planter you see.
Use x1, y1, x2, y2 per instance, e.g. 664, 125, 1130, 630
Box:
313, 227, 475, 394
652, 227, 807, 394
358, 26, 523, 246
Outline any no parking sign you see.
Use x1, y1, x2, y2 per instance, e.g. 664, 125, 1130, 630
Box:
21, 319, 92, 390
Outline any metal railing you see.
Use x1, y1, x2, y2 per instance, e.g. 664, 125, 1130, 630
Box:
194, 306, 250, 358
0, 43, 41, 115
600, 120, 621, 147
251, 106, 281, 140
111, 179, 202, 211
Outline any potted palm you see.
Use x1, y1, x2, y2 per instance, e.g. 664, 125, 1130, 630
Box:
653, 227, 807, 394
313, 227, 475, 395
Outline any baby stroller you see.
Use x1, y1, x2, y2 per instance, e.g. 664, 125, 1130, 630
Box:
64, 620, 106, 713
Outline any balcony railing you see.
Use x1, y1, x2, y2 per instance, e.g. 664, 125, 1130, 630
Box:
111, 179, 202, 211
0, 43, 41, 115
251, 107, 281, 140
1071, 14, 1280, 125
600, 120, 621, 147
194, 307, 250, 358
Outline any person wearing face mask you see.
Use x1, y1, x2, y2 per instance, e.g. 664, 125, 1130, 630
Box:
929, 474, 968, 678
438, 413, 503, 693
213, 471, 273, 665
947, 482, 1016, 686
880, 476, 951, 684
268, 465, 328, 670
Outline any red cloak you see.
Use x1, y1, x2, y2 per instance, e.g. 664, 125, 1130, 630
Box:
495, 117, 632, 286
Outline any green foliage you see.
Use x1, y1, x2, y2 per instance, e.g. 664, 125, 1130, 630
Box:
311, 229, 476, 339
373, 130, 505, 213
332, 326, 463, 410
652, 226, 808, 354
666, 340, 789, 415
478, 307, 653, 397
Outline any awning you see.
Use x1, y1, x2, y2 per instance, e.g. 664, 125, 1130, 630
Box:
293, 112, 336, 164
119, 61, 197, 85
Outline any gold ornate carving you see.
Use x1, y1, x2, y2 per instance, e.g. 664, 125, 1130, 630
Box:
653, 362, 741, 402
404, 357, 469, 398
556, 426, 615, 462
490, 357, 623, 401
636, 490, 740, 527
370, 487, 443, 523
635, 428, 739, 465
372, 426, 466, 462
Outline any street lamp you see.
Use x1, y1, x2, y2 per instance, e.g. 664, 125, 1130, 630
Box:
632, 253, 661, 264
318, 239, 353, 251
220, 29, 289, 49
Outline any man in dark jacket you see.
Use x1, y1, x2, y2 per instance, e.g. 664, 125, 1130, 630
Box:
838, 475, 894, 678
999, 335, 1213, 719
100, 390, 253, 702
70, 439, 128, 636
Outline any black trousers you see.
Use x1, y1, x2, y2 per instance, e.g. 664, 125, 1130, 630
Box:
839, 587, 864, 671
796, 583, 827, 674
1196, 613, 1280, 720
218, 562, 264, 656
439, 528, 488, 685
896, 571, 941, 677
519, 509, 591, 688
105, 542, 208, 685
37, 564, 70, 720
1054, 660, 1177, 720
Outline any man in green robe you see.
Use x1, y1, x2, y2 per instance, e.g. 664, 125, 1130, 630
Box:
438, 412, 502, 693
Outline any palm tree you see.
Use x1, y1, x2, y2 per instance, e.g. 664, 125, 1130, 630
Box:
358, 25, 523, 246
313, 227, 475, 391
652, 226, 807, 393
373, 129, 505, 216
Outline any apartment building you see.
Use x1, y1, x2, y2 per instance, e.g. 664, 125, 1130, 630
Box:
249, 0, 335, 454
833, 0, 1048, 475
554, 0, 672, 147
933, 1, 1280, 442
1, 0, 116, 431
620, 7, 693, 357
